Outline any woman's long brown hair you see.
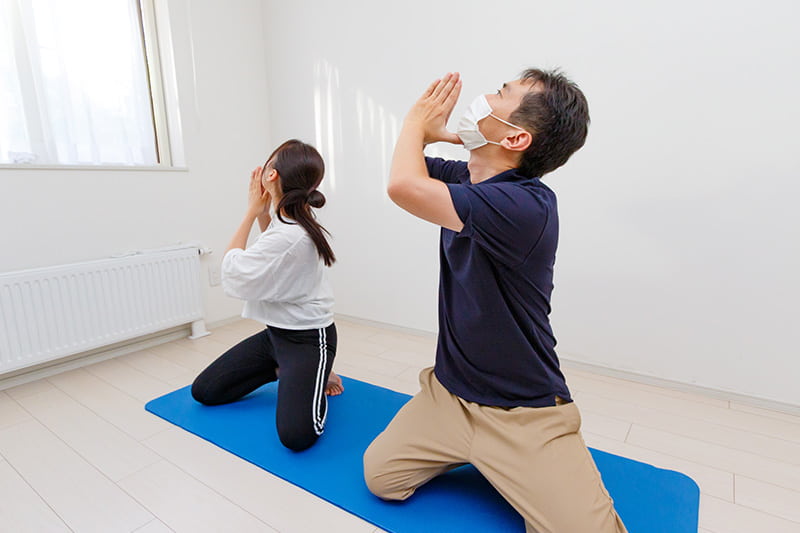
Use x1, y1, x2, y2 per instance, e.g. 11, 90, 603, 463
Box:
266, 140, 335, 266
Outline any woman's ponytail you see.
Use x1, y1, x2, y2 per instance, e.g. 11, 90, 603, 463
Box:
268, 140, 336, 267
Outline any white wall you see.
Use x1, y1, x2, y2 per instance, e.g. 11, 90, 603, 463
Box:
262, 0, 800, 406
0, 0, 272, 325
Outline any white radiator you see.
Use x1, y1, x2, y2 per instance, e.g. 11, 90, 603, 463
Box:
0, 247, 206, 375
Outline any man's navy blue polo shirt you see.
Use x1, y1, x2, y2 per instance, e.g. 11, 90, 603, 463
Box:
426, 157, 571, 408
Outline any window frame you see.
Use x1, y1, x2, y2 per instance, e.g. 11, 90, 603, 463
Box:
0, 0, 182, 171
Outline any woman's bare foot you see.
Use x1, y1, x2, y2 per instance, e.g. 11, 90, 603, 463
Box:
325, 372, 344, 396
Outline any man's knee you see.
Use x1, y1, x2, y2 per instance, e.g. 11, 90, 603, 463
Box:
362, 441, 412, 501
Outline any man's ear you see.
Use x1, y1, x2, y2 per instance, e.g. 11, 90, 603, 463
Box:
501, 129, 532, 152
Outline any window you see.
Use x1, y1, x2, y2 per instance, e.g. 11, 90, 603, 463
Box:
0, 0, 174, 167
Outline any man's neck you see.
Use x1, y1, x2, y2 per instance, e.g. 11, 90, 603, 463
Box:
466, 153, 518, 184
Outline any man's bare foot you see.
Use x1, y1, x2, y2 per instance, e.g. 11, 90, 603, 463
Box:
325, 372, 344, 396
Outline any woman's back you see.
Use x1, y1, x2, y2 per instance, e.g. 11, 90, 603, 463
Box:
222, 214, 334, 330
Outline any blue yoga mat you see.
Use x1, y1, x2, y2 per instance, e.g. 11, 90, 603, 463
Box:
145, 376, 700, 533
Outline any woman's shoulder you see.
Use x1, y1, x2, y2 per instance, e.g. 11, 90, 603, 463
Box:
257, 217, 312, 250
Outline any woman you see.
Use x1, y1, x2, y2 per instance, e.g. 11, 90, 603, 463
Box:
192, 139, 342, 452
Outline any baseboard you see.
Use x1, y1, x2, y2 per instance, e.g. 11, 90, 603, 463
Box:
206, 315, 247, 330
559, 356, 800, 416
0, 314, 250, 392
4, 312, 797, 417
334, 313, 437, 339
336, 314, 799, 416
0, 325, 192, 391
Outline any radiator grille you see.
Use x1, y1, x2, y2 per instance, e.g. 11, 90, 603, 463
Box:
0, 248, 203, 373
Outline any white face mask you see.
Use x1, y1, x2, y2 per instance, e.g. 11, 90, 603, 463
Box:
457, 94, 524, 151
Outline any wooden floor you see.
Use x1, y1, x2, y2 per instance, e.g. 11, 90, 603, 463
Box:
1, 318, 799, 532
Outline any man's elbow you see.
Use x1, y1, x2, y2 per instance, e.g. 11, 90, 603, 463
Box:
387, 180, 412, 206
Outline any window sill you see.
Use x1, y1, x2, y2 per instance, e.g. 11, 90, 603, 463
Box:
0, 164, 189, 172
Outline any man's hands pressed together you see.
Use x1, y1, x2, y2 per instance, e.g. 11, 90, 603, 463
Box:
404, 72, 463, 146
387, 72, 464, 233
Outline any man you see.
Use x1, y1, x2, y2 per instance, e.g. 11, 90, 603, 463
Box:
363, 70, 627, 533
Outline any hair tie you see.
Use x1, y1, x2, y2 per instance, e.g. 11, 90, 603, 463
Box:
307, 189, 326, 208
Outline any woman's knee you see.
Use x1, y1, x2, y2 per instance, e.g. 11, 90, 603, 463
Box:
277, 424, 320, 452
191, 379, 220, 405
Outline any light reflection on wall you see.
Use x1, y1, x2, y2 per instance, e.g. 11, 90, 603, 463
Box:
312, 59, 400, 202
355, 88, 399, 202
313, 60, 341, 192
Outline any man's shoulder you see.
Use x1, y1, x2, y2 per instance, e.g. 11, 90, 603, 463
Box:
426, 156, 467, 166
426, 156, 469, 183
476, 177, 555, 200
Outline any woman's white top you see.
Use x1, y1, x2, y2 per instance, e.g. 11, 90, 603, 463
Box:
221, 214, 334, 330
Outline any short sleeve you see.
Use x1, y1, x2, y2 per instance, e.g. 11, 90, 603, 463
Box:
221, 230, 298, 301
446, 182, 550, 267
425, 157, 469, 184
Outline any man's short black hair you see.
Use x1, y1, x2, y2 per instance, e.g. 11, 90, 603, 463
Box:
509, 68, 590, 177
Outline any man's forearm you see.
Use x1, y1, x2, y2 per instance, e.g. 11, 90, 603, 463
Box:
388, 122, 429, 197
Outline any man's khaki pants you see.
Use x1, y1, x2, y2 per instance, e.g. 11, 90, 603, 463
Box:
363, 367, 627, 533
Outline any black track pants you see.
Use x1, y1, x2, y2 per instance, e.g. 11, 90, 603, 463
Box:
191, 323, 337, 451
